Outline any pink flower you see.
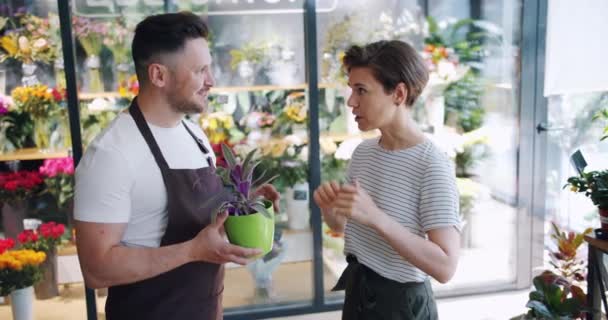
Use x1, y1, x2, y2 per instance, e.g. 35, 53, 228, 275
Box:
39, 157, 74, 177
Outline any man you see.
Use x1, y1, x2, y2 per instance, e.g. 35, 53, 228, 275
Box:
74, 12, 279, 320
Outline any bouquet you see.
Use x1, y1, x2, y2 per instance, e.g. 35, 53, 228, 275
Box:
0, 170, 44, 204
73, 16, 108, 92
103, 18, 132, 65
0, 94, 34, 150
18, 221, 66, 253
11, 85, 61, 119
39, 157, 75, 209
0, 14, 56, 64
0, 239, 46, 296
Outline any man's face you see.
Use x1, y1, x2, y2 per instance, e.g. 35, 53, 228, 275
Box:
164, 38, 215, 114
346, 67, 396, 131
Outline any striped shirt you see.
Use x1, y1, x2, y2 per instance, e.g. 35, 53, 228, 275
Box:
344, 137, 461, 283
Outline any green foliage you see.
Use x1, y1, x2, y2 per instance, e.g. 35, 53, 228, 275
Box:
524, 271, 587, 319
444, 71, 485, 132
565, 170, 608, 209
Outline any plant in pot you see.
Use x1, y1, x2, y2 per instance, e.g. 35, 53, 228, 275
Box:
565, 170, 608, 239
207, 144, 278, 256
17, 221, 66, 299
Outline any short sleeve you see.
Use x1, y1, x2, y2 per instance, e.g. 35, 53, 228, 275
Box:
74, 145, 133, 223
419, 159, 461, 232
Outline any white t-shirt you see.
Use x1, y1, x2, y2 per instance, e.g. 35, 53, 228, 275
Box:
74, 112, 216, 248
344, 138, 461, 283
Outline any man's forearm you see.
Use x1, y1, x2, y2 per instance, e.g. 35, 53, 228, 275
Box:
79, 240, 195, 288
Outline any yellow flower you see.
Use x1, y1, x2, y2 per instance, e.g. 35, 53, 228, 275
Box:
0, 35, 18, 55
271, 141, 288, 157
570, 185, 578, 192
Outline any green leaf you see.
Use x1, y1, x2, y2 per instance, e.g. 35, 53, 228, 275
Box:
221, 143, 237, 168
252, 173, 279, 189
526, 300, 554, 319
250, 201, 273, 219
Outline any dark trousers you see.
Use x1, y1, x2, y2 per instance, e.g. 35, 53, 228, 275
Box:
333, 255, 439, 320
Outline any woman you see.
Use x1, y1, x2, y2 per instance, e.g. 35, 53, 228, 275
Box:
313, 40, 461, 320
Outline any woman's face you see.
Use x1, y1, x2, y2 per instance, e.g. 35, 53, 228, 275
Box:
346, 67, 398, 132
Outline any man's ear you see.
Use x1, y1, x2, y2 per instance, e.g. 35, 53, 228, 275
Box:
393, 82, 408, 107
148, 63, 169, 88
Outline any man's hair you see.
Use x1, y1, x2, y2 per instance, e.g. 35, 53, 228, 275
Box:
132, 11, 209, 84
343, 40, 429, 106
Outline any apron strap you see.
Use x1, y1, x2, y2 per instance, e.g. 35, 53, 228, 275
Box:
182, 121, 215, 168
128, 98, 171, 173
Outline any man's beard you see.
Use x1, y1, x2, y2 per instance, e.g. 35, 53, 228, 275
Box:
168, 92, 206, 115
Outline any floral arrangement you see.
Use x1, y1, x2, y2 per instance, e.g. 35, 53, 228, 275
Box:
207, 144, 277, 217
200, 112, 244, 144
0, 94, 34, 150
0, 14, 57, 64
0, 238, 46, 296
11, 85, 62, 119
73, 16, 107, 92
0, 170, 44, 204
72, 16, 107, 57
39, 157, 75, 209
256, 135, 308, 192
103, 18, 132, 65
18, 221, 66, 253
118, 74, 139, 98
229, 42, 268, 71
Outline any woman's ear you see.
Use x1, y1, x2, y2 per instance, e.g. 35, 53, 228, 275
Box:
393, 82, 408, 107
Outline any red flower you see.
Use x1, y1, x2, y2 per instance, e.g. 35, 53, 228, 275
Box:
18, 230, 38, 243
0, 238, 15, 254
4, 181, 18, 191
40, 222, 65, 239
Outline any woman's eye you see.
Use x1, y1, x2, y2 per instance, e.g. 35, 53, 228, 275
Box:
357, 88, 366, 95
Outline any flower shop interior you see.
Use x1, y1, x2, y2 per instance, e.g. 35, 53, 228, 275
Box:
1, 0, 607, 319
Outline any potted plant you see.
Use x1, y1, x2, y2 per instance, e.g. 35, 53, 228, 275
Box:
565, 170, 608, 237
209, 144, 277, 256
0, 238, 46, 320
17, 221, 66, 299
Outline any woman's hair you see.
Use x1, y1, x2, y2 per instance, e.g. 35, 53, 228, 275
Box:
343, 40, 429, 106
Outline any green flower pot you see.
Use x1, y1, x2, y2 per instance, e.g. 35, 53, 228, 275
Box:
224, 201, 274, 257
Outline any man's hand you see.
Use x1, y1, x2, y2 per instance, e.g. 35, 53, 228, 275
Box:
254, 183, 280, 211
189, 211, 262, 265
334, 180, 384, 229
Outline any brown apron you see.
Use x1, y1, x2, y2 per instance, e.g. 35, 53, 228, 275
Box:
105, 99, 225, 320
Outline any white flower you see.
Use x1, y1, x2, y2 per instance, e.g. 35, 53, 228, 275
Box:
284, 134, 303, 146
33, 38, 47, 49
88, 98, 112, 112
233, 143, 256, 160
320, 137, 337, 155
298, 146, 309, 162
287, 146, 296, 157
335, 138, 362, 160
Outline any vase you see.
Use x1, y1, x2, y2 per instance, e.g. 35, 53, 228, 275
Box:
1, 200, 26, 240
0, 64, 6, 95
21, 62, 39, 87
85, 55, 103, 93
115, 62, 130, 90
425, 95, 445, 134
286, 182, 310, 230
246, 241, 286, 302
34, 247, 59, 299
33, 116, 51, 151
10, 286, 34, 320
54, 58, 66, 90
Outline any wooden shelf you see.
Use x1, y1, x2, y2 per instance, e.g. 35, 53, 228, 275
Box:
0, 148, 70, 162
77, 83, 341, 100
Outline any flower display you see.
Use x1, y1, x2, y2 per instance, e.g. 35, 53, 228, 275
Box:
39, 157, 75, 208
0, 246, 46, 296
18, 221, 65, 253
0, 170, 44, 203
0, 14, 57, 64
11, 84, 61, 118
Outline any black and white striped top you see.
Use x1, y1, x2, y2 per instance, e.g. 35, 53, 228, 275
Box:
344, 137, 461, 283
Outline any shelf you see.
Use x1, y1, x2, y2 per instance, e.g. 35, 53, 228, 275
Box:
0, 148, 70, 162
77, 83, 341, 100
